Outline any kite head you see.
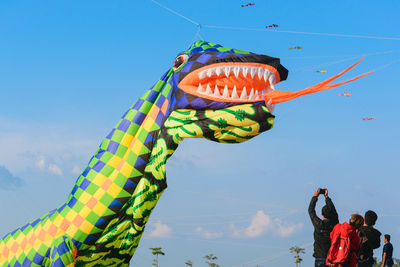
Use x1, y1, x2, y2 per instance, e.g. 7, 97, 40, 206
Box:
161, 41, 289, 143
171, 40, 288, 113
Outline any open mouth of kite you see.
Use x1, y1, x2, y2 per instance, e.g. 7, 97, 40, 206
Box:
178, 62, 281, 105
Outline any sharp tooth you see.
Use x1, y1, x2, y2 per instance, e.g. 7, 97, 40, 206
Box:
207, 69, 213, 77
214, 85, 221, 97
233, 66, 240, 78
242, 66, 249, 78
257, 68, 264, 80
197, 83, 205, 93
263, 70, 270, 82
249, 88, 255, 100
231, 85, 239, 99
224, 67, 231, 78
263, 86, 273, 94
199, 71, 206, 80
240, 86, 248, 99
215, 67, 221, 76
223, 84, 230, 98
250, 67, 257, 78
206, 84, 213, 95
255, 90, 262, 100
269, 75, 276, 87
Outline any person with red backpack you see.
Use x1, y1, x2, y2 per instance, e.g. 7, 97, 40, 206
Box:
326, 214, 364, 267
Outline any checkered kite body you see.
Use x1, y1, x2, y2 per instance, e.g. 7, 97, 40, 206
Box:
0, 41, 368, 266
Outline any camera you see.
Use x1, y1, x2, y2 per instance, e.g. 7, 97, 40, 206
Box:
319, 188, 326, 195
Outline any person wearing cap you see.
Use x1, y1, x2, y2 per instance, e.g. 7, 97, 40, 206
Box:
309, 188, 339, 267
357, 210, 382, 267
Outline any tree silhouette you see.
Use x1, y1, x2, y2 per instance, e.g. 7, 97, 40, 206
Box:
204, 254, 219, 267
185, 260, 193, 266
290, 246, 305, 267
149, 247, 165, 267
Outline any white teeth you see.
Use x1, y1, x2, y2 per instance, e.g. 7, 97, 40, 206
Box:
223, 84, 230, 98
250, 67, 257, 78
197, 83, 205, 93
233, 66, 240, 78
231, 85, 239, 99
257, 68, 264, 80
263, 70, 269, 82
224, 67, 231, 77
263, 86, 273, 94
214, 85, 221, 97
207, 69, 213, 77
240, 86, 248, 99
205, 84, 213, 95
249, 88, 255, 100
242, 66, 249, 77
215, 67, 221, 76
269, 75, 276, 86
199, 71, 206, 79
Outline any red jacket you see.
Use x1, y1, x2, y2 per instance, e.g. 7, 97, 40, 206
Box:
327, 222, 360, 267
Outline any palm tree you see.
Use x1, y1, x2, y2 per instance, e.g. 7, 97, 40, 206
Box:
289, 246, 305, 267
204, 254, 219, 267
185, 260, 193, 266
149, 247, 165, 267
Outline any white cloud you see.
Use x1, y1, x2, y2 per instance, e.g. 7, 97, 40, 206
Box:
230, 210, 303, 238
36, 157, 46, 170
148, 221, 172, 238
0, 116, 98, 180
72, 165, 82, 175
245, 210, 271, 237
195, 227, 223, 239
273, 218, 304, 237
48, 164, 63, 176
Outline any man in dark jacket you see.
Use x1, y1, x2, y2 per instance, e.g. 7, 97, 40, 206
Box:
357, 210, 381, 267
309, 188, 339, 267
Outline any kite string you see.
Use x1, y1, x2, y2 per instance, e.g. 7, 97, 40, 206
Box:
202, 25, 400, 41
149, 0, 400, 41
149, 0, 200, 26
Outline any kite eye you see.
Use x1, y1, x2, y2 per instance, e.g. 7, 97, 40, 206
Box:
173, 54, 189, 71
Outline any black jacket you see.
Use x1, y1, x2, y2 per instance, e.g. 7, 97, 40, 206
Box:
308, 196, 339, 258
357, 225, 381, 262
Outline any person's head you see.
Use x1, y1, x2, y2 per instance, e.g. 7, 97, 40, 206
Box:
349, 213, 364, 229
321, 205, 331, 220
384, 234, 391, 243
364, 210, 378, 226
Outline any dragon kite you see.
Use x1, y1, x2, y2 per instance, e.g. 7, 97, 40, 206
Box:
0, 41, 371, 266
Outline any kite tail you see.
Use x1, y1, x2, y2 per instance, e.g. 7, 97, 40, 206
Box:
264, 58, 373, 105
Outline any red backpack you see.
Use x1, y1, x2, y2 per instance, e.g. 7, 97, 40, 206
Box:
326, 223, 352, 267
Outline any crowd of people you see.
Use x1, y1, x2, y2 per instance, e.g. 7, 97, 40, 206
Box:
309, 188, 394, 267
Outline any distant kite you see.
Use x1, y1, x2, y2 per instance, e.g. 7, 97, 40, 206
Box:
266, 24, 279, 28
339, 92, 351, 96
241, 3, 255, 7
315, 70, 327, 73
289, 46, 302, 50
363, 117, 375, 121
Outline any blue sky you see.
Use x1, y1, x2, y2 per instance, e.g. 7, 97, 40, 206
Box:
0, 0, 399, 266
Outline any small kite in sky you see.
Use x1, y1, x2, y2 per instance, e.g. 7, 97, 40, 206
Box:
289, 46, 302, 50
339, 92, 351, 96
266, 24, 279, 28
315, 70, 327, 73
363, 117, 375, 121
241, 3, 255, 7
